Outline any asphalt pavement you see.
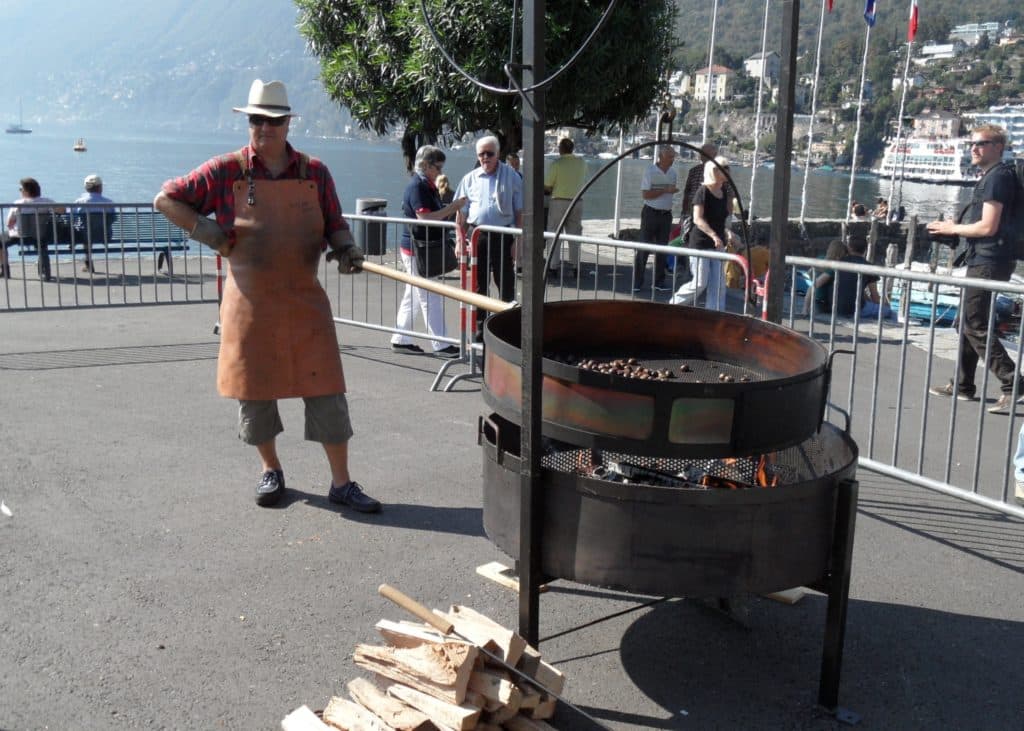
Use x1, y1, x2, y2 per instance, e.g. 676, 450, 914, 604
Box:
0, 303, 1021, 730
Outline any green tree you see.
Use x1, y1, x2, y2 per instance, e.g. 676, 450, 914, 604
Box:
295, 0, 677, 168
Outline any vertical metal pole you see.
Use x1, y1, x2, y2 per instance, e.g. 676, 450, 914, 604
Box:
766, 0, 801, 323
819, 478, 858, 716
519, 0, 545, 646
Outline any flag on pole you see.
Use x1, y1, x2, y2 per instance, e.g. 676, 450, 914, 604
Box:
908, 0, 919, 41
864, 0, 876, 26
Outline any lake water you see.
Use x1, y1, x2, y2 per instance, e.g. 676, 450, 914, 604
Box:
1, 130, 972, 224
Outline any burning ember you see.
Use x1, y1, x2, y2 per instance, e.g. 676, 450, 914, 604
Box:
565, 450, 784, 490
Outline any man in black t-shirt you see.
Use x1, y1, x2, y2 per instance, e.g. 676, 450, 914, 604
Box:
834, 237, 881, 317
927, 123, 1021, 413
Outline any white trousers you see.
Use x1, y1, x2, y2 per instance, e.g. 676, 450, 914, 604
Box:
670, 255, 725, 310
391, 249, 448, 351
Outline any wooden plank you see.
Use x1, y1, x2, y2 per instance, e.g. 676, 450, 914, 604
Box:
346, 678, 434, 731
323, 696, 397, 731
387, 684, 481, 731
281, 705, 332, 731
443, 605, 527, 667
353, 643, 478, 705
475, 562, 548, 594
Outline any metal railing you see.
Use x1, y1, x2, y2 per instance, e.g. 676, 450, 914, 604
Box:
782, 255, 1024, 518
5, 203, 1019, 517
0, 202, 220, 310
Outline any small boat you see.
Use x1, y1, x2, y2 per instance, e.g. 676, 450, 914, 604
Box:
73, 138, 87, 152
5, 98, 32, 134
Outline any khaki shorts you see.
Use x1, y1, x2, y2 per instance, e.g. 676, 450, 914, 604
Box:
237, 393, 354, 446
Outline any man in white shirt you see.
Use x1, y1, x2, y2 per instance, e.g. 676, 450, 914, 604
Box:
455, 135, 524, 335
634, 145, 678, 291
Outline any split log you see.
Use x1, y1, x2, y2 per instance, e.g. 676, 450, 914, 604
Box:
281, 705, 332, 731
346, 678, 434, 731
322, 696, 397, 731
468, 669, 522, 712
353, 642, 478, 705
387, 684, 482, 731
376, 619, 456, 649
530, 696, 556, 721
514, 645, 566, 697
442, 605, 527, 667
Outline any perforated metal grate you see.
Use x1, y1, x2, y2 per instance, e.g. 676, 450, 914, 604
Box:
541, 426, 853, 489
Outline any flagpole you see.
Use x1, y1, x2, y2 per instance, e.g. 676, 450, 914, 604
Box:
845, 19, 873, 223
888, 4, 916, 215
799, 0, 829, 225
748, 0, 772, 221
701, 0, 720, 144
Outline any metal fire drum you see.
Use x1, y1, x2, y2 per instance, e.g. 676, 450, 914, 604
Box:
482, 300, 832, 458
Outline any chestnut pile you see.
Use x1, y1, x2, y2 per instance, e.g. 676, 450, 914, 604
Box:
545, 354, 753, 383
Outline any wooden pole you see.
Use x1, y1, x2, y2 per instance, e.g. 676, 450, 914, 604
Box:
360, 261, 512, 313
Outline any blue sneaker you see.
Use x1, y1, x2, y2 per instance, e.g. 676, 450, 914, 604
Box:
328, 481, 382, 513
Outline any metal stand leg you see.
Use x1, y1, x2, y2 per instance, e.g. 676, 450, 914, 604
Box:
819, 478, 860, 724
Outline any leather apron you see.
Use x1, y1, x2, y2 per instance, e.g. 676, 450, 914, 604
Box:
216, 175, 345, 400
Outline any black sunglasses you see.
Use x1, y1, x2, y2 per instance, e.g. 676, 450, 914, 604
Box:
478, 150, 496, 158
249, 115, 288, 128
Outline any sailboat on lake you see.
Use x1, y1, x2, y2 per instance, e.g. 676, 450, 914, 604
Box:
6, 98, 32, 134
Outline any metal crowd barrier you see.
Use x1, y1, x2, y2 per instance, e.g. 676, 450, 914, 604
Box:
780, 255, 1024, 518
8, 201, 1016, 517
0, 203, 220, 311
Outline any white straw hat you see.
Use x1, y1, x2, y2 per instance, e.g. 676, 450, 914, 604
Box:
232, 79, 295, 118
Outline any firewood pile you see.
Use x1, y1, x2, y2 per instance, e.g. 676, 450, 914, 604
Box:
282, 603, 565, 731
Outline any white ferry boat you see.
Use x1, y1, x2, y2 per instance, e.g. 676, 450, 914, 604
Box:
873, 136, 1011, 185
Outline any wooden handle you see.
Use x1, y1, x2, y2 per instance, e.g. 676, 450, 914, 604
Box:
359, 260, 514, 314
378, 584, 455, 635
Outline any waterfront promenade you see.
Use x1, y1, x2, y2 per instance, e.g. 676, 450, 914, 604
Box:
1, 297, 1021, 730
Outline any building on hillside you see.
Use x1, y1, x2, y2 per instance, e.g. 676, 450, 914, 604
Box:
967, 104, 1024, 152
744, 51, 780, 87
949, 22, 1001, 46
840, 78, 873, 101
685, 65, 735, 102
914, 42, 965, 65
913, 110, 964, 139
891, 74, 926, 91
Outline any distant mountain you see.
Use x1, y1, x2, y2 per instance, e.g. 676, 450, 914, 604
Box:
0, 0, 353, 138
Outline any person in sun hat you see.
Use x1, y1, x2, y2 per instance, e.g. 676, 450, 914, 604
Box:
73, 174, 117, 273
153, 79, 380, 513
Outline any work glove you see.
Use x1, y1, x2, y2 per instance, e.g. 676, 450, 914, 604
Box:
190, 216, 232, 257
326, 243, 365, 274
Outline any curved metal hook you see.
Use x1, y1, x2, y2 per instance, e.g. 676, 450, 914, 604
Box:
543, 137, 752, 296
419, 0, 619, 97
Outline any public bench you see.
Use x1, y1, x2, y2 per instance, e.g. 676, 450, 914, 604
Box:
12, 209, 189, 258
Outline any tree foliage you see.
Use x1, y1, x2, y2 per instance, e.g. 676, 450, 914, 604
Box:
295, 0, 677, 167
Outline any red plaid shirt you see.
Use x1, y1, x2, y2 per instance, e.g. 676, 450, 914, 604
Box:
160, 143, 348, 237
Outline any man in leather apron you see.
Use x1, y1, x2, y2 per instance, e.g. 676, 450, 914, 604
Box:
154, 79, 381, 512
